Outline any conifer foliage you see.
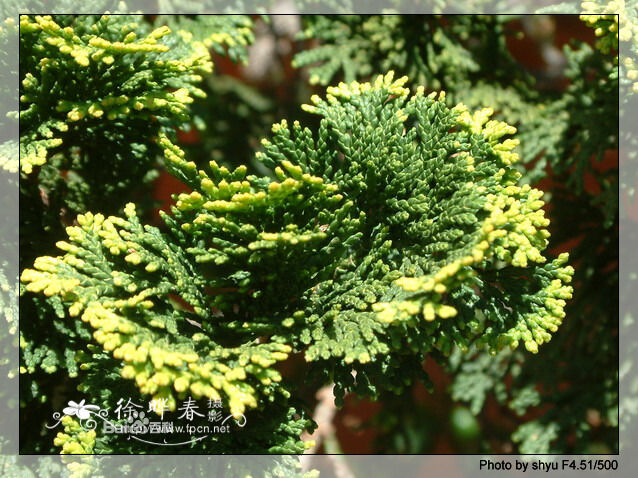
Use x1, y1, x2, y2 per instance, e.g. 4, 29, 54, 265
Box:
294, 12, 619, 453
19, 14, 212, 176
22, 68, 574, 453
17, 12, 617, 456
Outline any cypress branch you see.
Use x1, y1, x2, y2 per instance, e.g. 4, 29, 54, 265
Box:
22, 73, 573, 446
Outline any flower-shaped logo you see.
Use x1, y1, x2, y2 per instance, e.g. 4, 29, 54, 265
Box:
63, 400, 100, 420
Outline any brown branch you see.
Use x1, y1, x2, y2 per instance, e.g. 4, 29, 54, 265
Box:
300, 384, 356, 478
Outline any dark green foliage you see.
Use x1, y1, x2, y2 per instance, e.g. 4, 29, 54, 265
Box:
18, 13, 213, 272
294, 13, 618, 454
292, 14, 618, 189
163, 15, 254, 64
293, 15, 523, 90
17, 13, 259, 454
180, 70, 277, 175
17, 12, 618, 457
22, 70, 573, 453
450, 20, 619, 454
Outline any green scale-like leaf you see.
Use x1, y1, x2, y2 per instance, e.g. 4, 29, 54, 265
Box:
19, 14, 213, 175
22, 72, 573, 422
